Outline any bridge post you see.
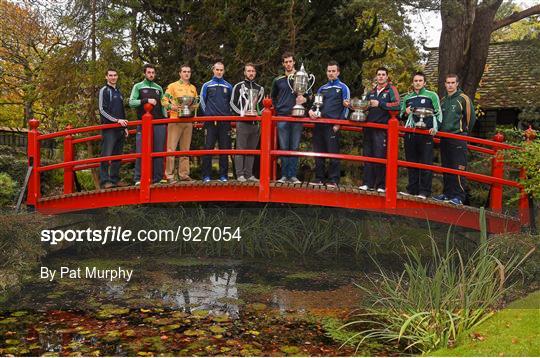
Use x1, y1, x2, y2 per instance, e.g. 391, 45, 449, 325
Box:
385, 113, 399, 209
140, 103, 154, 203
63, 124, 74, 194
490, 132, 504, 213
259, 97, 273, 201
27, 118, 41, 208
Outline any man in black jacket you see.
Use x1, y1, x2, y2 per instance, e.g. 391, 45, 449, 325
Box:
98, 68, 129, 189
230, 63, 264, 182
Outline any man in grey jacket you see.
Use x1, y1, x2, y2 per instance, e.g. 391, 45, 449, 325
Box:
230, 63, 264, 182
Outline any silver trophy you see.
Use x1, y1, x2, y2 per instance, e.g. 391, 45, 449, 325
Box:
239, 85, 263, 116
287, 63, 315, 117
349, 97, 370, 121
313, 94, 323, 117
412, 107, 434, 128
175, 96, 200, 117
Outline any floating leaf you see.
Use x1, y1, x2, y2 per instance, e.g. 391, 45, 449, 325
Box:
5, 339, 21, 345
192, 310, 209, 318
0, 317, 17, 324
212, 314, 230, 323
209, 325, 226, 334
249, 303, 267, 311
280, 345, 302, 355
10, 311, 28, 317
184, 329, 206, 336
160, 324, 180, 332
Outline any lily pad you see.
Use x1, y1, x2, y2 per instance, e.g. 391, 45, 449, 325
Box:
160, 324, 180, 332
280, 345, 302, 355
209, 325, 226, 334
96, 306, 129, 319
10, 311, 28, 317
0, 317, 17, 324
191, 309, 209, 318
183, 329, 206, 336
212, 314, 230, 323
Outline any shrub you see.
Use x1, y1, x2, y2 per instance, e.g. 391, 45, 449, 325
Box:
341, 209, 535, 354
0, 172, 16, 207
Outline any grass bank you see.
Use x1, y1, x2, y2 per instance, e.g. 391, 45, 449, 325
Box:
430, 290, 540, 356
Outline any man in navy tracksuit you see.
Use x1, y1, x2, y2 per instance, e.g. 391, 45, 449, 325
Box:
307, 61, 350, 187
98, 69, 129, 189
359, 67, 400, 192
200, 62, 233, 182
270, 52, 309, 184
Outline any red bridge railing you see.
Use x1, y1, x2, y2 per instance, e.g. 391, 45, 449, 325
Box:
26, 97, 530, 227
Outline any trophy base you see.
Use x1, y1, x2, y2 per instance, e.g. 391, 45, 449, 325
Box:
244, 110, 258, 116
291, 105, 305, 117
350, 112, 366, 122
415, 121, 427, 129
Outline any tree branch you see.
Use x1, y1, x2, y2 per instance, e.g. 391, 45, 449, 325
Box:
492, 4, 540, 31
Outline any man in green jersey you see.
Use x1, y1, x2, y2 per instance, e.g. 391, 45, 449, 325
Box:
129, 64, 168, 185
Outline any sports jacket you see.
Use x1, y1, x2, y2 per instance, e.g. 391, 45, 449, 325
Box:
440, 89, 476, 134
230, 79, 264, 116
366, 82, 400, 123
161, 80, 198, 118
199, 76, 233, 116
98, 84, 125, 124
400, 87, 442, 131
314, 78, 350, 119
129, 79, 167, 119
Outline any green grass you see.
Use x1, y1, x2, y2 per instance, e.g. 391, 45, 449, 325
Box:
430, 290, 540, 356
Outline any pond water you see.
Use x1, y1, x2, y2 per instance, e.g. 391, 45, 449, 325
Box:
0, 255, 394, 356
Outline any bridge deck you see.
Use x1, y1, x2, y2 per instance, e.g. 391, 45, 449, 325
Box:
37, 180, 520, 234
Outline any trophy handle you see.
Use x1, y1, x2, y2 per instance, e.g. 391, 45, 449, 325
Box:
306, 74, 316, 93
287, 74, 295, 93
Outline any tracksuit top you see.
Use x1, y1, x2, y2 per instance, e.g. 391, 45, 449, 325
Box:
230, 79, 265, 116
314, 78, 350, 119
199, 76, 233, 116
271, 73, 296, 116
162, 81, 198, 118
366, 83, 400, 123
98, 84, 125, 124
129, 79, 167, 119
400, 87, 442, 131
440, 89, 476, 134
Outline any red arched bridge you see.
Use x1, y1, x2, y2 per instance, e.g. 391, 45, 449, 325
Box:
25, 98, 530, 234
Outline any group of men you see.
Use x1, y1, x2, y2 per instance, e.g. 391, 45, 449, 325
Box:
98, 52, 475, 205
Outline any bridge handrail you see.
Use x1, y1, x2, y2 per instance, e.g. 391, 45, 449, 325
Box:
25, 99, 529, 226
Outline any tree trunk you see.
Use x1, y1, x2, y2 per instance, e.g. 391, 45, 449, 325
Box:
130, 9, 140, 61
437, 0, 476, 96
461, 0, 502, 98
23, 100, 33, 127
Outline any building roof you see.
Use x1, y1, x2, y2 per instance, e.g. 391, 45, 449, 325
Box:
423, 41, 540, 109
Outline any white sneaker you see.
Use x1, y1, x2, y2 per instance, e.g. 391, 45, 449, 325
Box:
237, 175, 247, 182
416, 194, 427, 200
277, 176, 287, 183
359, 185, 369, 190
289, 177, 301, 184
399, 191, 410, 196
247, 176, 259, 182
377, 188, 386, 193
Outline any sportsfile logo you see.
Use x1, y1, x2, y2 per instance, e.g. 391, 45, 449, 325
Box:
40, 226, 242, 245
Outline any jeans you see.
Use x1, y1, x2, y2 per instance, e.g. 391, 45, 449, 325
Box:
277, 121, 302, 178
99, 128, 124, 185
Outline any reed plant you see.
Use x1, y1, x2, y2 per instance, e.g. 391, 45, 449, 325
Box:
341, 208, 535, 354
